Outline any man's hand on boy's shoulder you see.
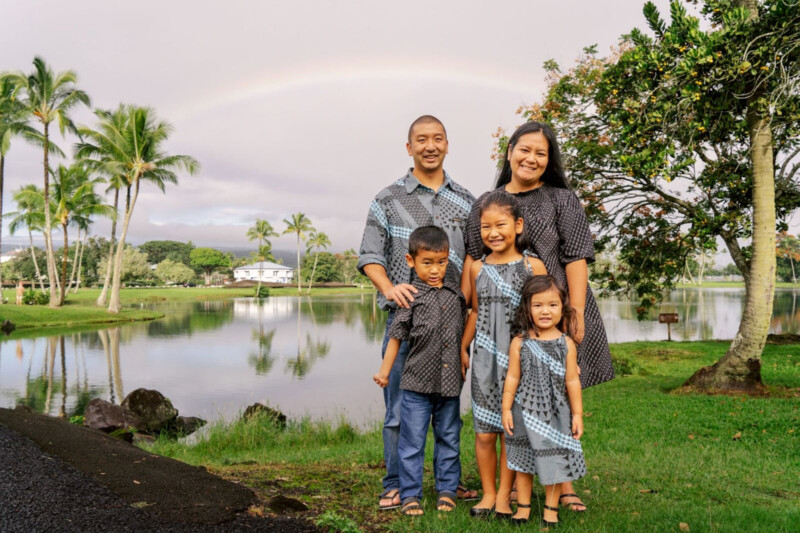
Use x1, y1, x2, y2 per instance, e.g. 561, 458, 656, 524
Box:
383, 283, 418, 309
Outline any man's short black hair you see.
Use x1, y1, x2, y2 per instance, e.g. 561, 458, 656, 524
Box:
408, 225, 449, 257
407, 115, 447, 143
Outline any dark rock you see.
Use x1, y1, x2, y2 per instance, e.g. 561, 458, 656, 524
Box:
173, 415, 207, 436
83, 398, 143, 438
121, 388, 178, 433
1, 320, 15, 335
242, 403, 287, 428
268, 495, 309, 514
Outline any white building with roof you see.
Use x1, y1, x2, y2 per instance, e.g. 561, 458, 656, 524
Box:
233, 261, 294, 283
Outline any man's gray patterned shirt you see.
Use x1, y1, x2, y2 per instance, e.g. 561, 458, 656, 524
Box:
357, 170, 475, 311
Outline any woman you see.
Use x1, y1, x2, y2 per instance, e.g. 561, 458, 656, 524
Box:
463, 121, 614, 513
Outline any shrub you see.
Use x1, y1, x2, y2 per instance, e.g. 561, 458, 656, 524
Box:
22, 289, 50, 305
254, 286, 270, 298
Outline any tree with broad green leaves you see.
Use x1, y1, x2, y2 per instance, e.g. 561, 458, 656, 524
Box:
190, 247, 231, 285
776, 231, 800, 283
76, 104, 199, 312
283, 213, 314, 293
3, 57, 90, 307
305, 231, 331, 291
512, 0, 799, 392
247, 219, 279, 294
154, 258, 196, 285
98, 246, 150, 283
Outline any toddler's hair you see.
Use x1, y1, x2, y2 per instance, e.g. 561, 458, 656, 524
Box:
513, 275, 578, 339
408, 225, 449, 257
478, 190, 530, 255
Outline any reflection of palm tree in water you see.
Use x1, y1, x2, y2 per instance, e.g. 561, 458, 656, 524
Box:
286, 297, 330, 378
248, 299, 277, 375
97, 327, 124, 403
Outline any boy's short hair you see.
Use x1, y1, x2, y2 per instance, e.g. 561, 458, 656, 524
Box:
408, 226, 449, 257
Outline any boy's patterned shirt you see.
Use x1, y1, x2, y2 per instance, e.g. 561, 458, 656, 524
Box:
387, 277, 467, 397
357, 170, 475, 311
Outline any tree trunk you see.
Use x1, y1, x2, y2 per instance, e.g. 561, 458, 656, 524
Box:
308, 253, 319, 292
97, 188, 119, 306
29, 230, 46, 292
42, 123, 61, 307
685, 17, 775, 392
698, 250, 707, 285
68, 228, 81, 292
72, 232, 87, 293
791, 257, 796, 284
60, 223, 69, 303
296, 233, 301, 294
108, 181, 138, 314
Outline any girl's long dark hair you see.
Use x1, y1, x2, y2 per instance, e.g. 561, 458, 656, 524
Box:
478, 190, 530, 255
513, 275, 578, 339
494, 121, 570, 190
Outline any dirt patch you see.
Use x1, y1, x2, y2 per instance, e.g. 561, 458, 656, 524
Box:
767, 333, 800, 345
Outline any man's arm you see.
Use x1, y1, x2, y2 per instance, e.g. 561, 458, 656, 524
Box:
362, 264, 417, 309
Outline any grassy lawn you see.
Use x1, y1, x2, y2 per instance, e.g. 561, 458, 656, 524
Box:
146, 341, 800, 532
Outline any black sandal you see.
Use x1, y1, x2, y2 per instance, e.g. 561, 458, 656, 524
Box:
437, 496, 456, 513
511, 502, 531, 525
378, 488, 401, 510
559, 492, 587, 512
401, 499, 424, 517
542, 504, 559, 527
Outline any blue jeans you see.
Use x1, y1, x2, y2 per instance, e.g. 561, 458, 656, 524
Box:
381, 311, 410, 491
398, 390, 461, 502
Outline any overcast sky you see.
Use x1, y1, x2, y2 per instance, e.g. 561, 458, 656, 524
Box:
2, 0, 677, 254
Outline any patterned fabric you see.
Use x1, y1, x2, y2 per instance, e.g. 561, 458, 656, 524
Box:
471, 256, 532, 434
388, 277, 467, 397
505, 335, 586, 485
466, 186, 614, 388
358, 170, 475, 311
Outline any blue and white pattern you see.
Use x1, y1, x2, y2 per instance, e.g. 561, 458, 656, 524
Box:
358, 170, 475, 311
470, 257, 532, 435
505, 335, 587, 485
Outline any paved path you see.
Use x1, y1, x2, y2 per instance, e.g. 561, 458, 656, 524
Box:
0, 407, 318, 532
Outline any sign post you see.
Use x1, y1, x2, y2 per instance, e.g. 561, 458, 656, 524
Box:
658, 313, 679, 341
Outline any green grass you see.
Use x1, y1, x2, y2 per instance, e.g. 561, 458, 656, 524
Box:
145, 341, 800, 532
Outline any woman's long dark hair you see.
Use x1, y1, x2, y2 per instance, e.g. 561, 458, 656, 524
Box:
494, 121, 570, 190
478, 190, 530, 256
512, 275, 578, 339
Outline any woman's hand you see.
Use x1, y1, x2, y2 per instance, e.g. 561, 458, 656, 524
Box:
460, 349, 470, 381
573, 312, 585, 344
502, 410, 514, 436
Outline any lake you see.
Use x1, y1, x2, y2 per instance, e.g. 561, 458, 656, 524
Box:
1, 288, 797, 426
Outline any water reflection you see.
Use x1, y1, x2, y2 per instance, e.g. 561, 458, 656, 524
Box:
0, 289, 797, 423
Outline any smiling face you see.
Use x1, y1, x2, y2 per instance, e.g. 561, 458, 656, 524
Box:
406, 121, 448, 174
508, 131, 549, 190
406, 248, 448, 287
479, 204, 523, 255
529, 287, 563, 332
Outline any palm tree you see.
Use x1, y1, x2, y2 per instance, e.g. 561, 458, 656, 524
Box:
305, 231, 331, 292
282, 213, 314, 293
246, 219, 278, 294
76, 105, 198, 313
4, 57, 90, 307
51, 163, 111, 300
1, 78, 41, 301
7, 185, 46, 291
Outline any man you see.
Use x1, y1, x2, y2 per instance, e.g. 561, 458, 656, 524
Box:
358, 115, 476, 510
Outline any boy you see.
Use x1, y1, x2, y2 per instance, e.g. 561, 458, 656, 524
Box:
373, 226, 467, 516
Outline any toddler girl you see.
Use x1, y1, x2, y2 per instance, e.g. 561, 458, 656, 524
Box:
502, 275, 586, 526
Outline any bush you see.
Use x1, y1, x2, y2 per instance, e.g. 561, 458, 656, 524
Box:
22, 289, 50, 305
254, 286, 270, 298
314, 511, 359, 533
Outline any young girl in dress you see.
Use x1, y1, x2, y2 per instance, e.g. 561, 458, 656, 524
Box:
501, 275, 586, 526
460, 190, 546, 518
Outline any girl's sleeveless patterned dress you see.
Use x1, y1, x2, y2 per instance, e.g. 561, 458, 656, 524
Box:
505, 334, 586, 485
471, 254, 532, 434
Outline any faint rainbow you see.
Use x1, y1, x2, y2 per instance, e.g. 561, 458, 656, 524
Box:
170, 60, 542, 120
